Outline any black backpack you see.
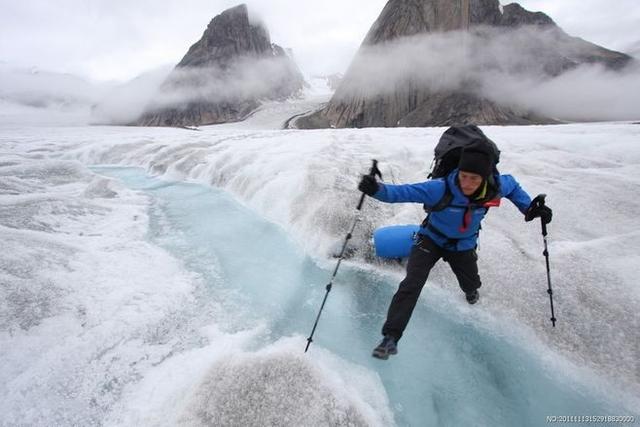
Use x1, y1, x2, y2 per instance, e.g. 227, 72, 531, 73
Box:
425, 125, 500, 212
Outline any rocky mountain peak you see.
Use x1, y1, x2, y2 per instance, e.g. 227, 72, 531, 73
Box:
177, 4, 271, 69
136, 4, 304, 127
499, 2, 556, 27
362, 0, 554, 46
293, 0, 632, 129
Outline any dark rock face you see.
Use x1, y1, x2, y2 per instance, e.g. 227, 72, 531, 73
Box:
499, 3, 555, 27
175, 5, 271, 69
137, 4, 304, 127
297, 84, 554, 129
295, 0, 631, 129
396, 91, 555, 126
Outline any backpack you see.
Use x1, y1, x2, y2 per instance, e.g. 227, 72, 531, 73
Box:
425, 125, 501, 212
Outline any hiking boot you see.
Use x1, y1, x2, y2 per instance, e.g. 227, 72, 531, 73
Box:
372, 335, 398, 360
466, 290, 479, 305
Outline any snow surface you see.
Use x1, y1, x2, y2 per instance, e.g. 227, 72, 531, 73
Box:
1, 99, 640, 425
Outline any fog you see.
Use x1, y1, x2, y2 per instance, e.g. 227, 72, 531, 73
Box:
483, 64, 640, 122
0, 64, 108, 109
335, 26, 640, 122
142, 56, 302, 110
0, 53, 303, 126
90, 66, 172, 124
0, 64, 172, 125
3, 24, 638, 126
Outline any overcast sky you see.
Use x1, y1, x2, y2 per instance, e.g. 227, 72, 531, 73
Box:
1, 0, 638, 83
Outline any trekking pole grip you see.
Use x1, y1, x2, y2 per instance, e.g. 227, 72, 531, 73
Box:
356, 159, 381, 211
537, 194, 548, 236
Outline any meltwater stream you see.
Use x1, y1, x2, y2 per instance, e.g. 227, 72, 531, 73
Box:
95, 167, 628, 427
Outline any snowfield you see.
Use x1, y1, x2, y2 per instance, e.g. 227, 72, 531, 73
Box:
1, 110, 639, 425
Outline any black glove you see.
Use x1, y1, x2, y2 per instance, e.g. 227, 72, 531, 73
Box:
525, 201, 552, 224
358, 174, 379, 196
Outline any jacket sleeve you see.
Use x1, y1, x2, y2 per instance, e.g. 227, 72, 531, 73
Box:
499, 174, 532, 214
373, 180, 445, 205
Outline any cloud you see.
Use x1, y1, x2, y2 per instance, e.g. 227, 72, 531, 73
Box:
0, 51, 306, 126
140, 55, 303, 112
0, 63, 173, 125
1, 0, 638, 84
0, 0, 388, 81
0, 64, 107, 108
483, 63, 640, 122
516, 0, 640, 54
626, 40, 640, 60
90, 66, 172, 124
332, 26, 640, 121
3, 23, 639, 127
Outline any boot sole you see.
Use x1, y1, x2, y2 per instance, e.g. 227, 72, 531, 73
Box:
372, 351, 389, 360
372, 348, 397, 359
466, 292, 479, 304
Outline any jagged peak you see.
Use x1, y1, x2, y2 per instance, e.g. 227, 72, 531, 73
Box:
212, 4, 266, 29
501, 3, 557, 27
136, 3, 305, 127
300, 0, 630, 129
205, 4, 267, 32
176, 4, 273, 68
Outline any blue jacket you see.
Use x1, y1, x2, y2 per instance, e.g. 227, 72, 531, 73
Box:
373, 169, 532, 251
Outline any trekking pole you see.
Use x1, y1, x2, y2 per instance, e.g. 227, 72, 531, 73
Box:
532, 194, 557, 327
305, 159, 382, 352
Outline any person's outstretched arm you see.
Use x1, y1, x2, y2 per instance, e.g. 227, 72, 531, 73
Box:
359, 175, 445, 205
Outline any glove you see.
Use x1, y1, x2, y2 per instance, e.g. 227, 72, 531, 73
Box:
358, 174, 379, 196
525, 202, 552, 224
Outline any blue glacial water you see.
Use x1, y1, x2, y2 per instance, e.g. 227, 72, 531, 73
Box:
94, 167, 630, 427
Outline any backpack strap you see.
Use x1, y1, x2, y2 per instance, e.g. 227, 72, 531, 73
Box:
423, 178, 453, 213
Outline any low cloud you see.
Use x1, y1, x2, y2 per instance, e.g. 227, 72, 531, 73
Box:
335, 26, 640, 121
0, 53, 305, 126
483, 63, 640, 121
140, 55, 303, 112
90, 66, 172, 124
0, 63, 173, 125
3, 24, 638, 126
0, 65, 106, 109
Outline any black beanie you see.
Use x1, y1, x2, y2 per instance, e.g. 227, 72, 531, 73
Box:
458, 149, 493, 178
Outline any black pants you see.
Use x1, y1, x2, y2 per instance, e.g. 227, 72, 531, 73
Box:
382, 235, 481, 341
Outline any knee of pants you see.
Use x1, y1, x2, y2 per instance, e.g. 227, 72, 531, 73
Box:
398, 274, 428, 294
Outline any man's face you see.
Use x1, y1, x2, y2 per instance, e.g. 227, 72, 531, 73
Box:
458, 171, 483, 196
